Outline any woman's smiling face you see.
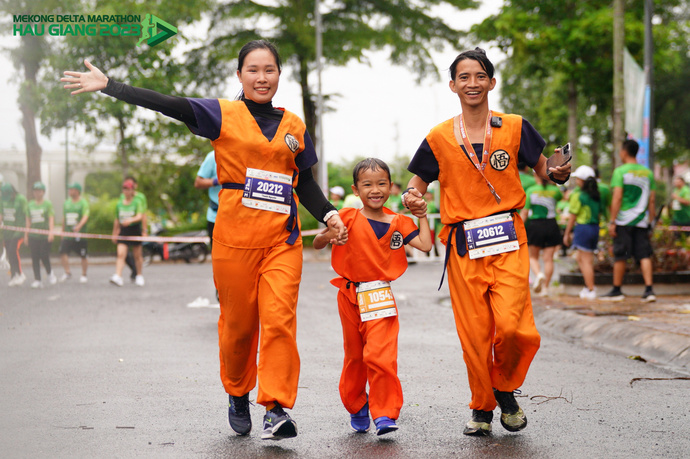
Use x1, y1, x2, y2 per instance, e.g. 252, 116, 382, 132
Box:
237, 48, 281, 104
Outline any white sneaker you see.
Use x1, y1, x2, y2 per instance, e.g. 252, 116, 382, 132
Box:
579, 287, 597, 300
47, 272, 57, 285
537, 286, 549, 297
14, 272, 26, 286
134, 275, 145, 287
59, 273, 72, 282
109, 274, 124, 287
31, 280, 43, 289
533, 272, 545, 293
79, 275, 88, 283
8, 274, 18, 287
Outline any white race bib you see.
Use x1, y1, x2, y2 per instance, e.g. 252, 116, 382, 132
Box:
242, 168, 293, 215
464, 213, 519, 259
356, 281, 397, 322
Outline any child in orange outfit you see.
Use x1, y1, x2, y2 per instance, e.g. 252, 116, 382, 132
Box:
314, 158, 432, 435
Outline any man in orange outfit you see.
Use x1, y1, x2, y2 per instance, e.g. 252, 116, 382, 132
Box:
314, 158, 431, 435
404, 48, 571, 436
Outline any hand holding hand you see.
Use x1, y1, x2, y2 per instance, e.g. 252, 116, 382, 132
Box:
61, 59, 108, 95
327, 214, 348, 245
405, 188, 427, 218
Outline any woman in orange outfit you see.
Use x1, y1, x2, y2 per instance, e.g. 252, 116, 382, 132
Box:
62, 40, 347, 441
314, 158, 431, 436
403, 48, 571, 436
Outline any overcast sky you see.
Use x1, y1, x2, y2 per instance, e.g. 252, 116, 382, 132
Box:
0, 1, 504, 166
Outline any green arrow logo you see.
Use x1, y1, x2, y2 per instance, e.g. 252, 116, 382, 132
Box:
138, 14, 177, 47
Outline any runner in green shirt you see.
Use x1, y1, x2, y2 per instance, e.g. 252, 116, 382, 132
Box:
670, 175, 690, 228
601, 139, 656, 302
27, 181, 56, 287
120, 176, 148, 282
111, 179, 145, 287
59, 182, 90, 283
1, 182, 29, 286
520, 176, 563, 296
563, 166, 603, 301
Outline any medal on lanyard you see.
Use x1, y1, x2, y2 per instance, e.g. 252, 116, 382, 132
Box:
454, 112, 501, 204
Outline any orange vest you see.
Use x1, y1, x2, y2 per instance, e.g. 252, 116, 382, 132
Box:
428, 112, 525, 224
212, 100, 306, 248
330, 207, 418, 300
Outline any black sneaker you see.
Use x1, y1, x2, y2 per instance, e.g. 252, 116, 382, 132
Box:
228, 394, 252, 436
494, 389, 527, 432
642, 290, 656, 303
600, 288, 625, 302
261, 403, 297, 440
463, 409, 493, 436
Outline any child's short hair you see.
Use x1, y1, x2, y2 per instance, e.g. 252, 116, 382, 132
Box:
352, 158, 391, 184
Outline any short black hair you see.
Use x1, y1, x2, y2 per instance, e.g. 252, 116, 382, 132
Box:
352, 158, 391, 184
449, 47, 495, 80
622, 139, 639, 158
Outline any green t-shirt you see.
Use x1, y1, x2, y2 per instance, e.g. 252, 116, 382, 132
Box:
672, 185, 690, 224
610, 163, 655, 227
524, 184, 562, 220
119, 191, 148, 211
569, 188, 602, 225
598, 182, 612, 210
1, 194, 29, 239
63, 197, 90, 235
117, 198, 144, 226
520, 172, 537, 193
28, 199, 54, 239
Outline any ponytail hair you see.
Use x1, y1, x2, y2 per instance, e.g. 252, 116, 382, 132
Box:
581, 177, 600, 202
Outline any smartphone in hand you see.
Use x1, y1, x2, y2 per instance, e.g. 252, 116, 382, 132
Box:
546, 143, 572, 170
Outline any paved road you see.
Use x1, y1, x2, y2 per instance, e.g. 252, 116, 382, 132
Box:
1, 259, 688, 458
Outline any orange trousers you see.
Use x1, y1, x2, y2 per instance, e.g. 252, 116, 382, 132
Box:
447, 240, 541, 411
336, 286, 403, 420
213, 240, 302, 409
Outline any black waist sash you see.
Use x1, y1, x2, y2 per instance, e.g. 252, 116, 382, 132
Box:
438, 209, 519, 290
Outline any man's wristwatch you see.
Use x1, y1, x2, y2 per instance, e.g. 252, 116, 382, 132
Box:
548, 172, 570, 185
401, 187, 415, 208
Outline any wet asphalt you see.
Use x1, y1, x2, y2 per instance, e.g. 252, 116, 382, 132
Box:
1, 256, 689, 458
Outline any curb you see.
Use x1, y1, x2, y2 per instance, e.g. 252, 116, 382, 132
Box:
534, 307, 690, 376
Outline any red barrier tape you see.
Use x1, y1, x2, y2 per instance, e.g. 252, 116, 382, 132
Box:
0, 224, 324, 242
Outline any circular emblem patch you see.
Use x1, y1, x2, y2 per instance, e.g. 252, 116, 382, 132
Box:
390, 231, 404, 250
284, 133, 299, 153
490, 150, 510, 171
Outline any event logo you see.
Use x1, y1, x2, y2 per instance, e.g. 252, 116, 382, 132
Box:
12, 14, 178, 47
137, 14, 177, 47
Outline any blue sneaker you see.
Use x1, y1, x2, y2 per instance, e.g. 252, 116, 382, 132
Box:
261, 403, 298, 440
228, 394, 251, 436
350, 402, 370, 433
374, 416, 399, 436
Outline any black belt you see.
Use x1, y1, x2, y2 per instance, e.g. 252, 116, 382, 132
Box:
221, 182, 299, 245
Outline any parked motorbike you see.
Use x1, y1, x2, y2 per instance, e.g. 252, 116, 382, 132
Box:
142, 229, 209, 266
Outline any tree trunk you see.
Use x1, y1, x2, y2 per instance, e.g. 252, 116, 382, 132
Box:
18, 35, 44, 195
298, 56, 316, 141
567, 79, 578, 165
298, 55, 322, 185
612, 0, 625, 168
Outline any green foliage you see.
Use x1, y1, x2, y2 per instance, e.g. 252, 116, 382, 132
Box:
83, 194, 119, 254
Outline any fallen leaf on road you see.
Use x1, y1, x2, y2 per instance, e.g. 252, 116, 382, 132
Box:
627, 315, 641, 321
627, 355, 647, 362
